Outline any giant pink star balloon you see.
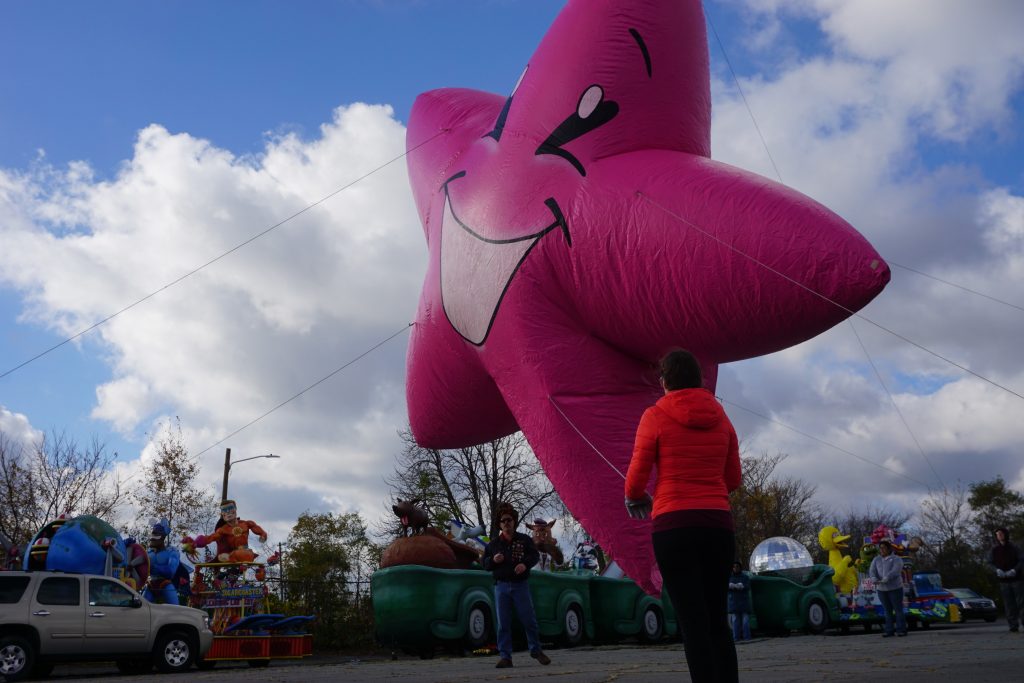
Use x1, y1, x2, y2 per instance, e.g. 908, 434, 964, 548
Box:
405, 0, 889, 594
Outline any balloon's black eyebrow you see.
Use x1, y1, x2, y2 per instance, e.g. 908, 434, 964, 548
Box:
629, 28, 652, 78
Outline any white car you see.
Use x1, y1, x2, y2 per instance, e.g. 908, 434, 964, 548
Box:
0, 571, 213, 681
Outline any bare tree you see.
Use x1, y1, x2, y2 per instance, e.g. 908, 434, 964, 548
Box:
0, 428, 124, 545
730, 452, 824, 566
832, 504, 913, 554
130, 419, 217, 542
383, 429, 561, 539
916, 483, 976, 582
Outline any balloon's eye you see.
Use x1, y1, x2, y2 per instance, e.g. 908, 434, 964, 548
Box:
535, 85, 618, 177
577, 85, 603, 119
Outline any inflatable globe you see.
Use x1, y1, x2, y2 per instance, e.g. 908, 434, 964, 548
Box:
750, 536, 814, 583
25, 515, 126, 575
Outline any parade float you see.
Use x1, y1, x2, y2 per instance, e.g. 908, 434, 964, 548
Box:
182, 499, 314, 668
746, 536, 841, 635
372, 502, 678, 657
16, 501, 316, 669
823, 525, 960, 632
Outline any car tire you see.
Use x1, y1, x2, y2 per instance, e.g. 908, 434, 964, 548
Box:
0, 635, 34, 683
153, 630, 195, 673
639, 605, 664, 643
805, 600, 828, 634
115, 657, 152, 675
560, 604, 584, 647
464, 602, 492, 650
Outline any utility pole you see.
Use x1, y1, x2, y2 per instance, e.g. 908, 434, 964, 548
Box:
278, 542, 284, 602
221, 448, 231, 502
221, 449, 279, 501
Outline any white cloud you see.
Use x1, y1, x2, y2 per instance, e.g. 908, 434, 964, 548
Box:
0, 103, 423, 536
1, 1, 1022, 540
0, 407, 42, 451
706, 0, 1024, 520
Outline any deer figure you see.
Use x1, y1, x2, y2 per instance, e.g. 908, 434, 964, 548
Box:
392, 499, 429, 536
526, 518, 564, 570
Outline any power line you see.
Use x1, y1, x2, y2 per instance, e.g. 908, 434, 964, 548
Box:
0, 130, 448, 382
193, 322, 413, 458
847, 319, 944, 489
705, 9, 785, 184
889, 261, 1024, 314
548, 396, 627, 480
702, 10, 1021, 489
704, 6, 949, 494
719, 397, 931, 488
549, 385, 929, 489
637, 192, 1024, 403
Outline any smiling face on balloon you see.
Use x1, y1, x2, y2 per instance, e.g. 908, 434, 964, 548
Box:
435, 19, 705, 346
404, 0, 888, 595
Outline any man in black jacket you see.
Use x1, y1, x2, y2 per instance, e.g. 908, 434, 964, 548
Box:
482, 502, 551, 668
991, 527, 1024, 632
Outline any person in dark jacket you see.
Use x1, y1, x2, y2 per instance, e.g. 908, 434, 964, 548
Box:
625, 349, 741, 683
481, 502, 551, 668
990, 527, 1024, 632
727, 562, 752, 642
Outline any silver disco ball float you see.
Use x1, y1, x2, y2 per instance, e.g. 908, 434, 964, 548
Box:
749, 536, 814, 583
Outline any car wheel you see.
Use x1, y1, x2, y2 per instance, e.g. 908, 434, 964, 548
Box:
560, 604, 584, 647
806, 600, 828, 634
639, 605, 664, 643
115, 657, 152, 674
465, 602, 492, 650
153, 630, 195, 673
0, 635, 34, 682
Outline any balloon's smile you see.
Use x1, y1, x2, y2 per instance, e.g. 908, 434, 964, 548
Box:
440, 171, 569, 345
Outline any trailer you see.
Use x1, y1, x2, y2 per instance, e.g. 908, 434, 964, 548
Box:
190, 561, 314, 669
371, 565, 679, 657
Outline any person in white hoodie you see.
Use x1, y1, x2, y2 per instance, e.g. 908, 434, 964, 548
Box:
869, 540, 907, 637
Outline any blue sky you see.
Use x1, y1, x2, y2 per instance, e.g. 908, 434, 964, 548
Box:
2, 0, 1023, 542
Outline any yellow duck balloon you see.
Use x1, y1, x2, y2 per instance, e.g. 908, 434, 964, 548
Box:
818, 526, 859, 594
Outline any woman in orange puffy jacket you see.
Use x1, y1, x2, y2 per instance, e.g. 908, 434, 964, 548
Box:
625, 349, 741, 683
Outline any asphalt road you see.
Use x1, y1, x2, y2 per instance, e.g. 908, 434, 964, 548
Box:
40, 620, 1022, 682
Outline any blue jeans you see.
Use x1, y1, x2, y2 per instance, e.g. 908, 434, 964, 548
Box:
877, 588, 906, 635
999, 580, 1024, 628
494, 580, 542, 659
730, 613, 751, 641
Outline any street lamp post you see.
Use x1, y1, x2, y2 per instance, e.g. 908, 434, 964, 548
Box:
221, 448, 281, 501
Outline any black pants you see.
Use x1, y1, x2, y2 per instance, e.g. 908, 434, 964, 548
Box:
653, 526, 738, 683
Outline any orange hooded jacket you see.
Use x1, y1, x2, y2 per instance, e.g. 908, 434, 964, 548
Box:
625, 388, 741, 517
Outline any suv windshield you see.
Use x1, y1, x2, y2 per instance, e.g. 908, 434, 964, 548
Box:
0, 576, 31, 603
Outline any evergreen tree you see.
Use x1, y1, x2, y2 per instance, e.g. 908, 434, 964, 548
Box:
280, 511, 380, 649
